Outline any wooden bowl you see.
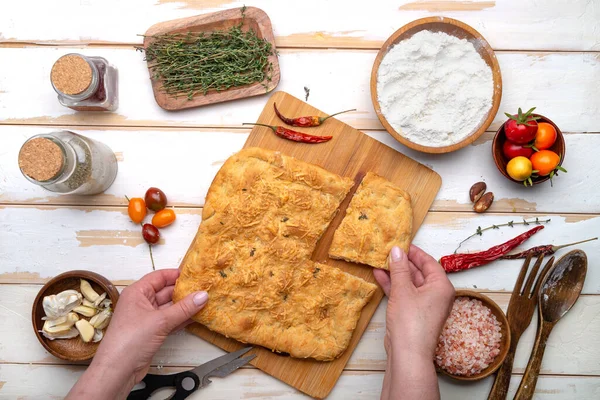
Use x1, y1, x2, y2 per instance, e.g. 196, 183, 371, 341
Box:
436, 290, 511, 381
370, 17, 502, 154
492, 114, 566, 185
143, 7, 280, 111
32, 270, 119, 361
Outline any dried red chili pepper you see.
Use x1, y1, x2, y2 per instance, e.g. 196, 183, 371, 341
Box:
243, 123, 332, 144
273, 103, 355, 127
501, 237, 597, 259
440, 225, 544, 273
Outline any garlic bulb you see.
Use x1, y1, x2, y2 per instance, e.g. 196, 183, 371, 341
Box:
93, 292, 107, 307
42, 290, 82, 319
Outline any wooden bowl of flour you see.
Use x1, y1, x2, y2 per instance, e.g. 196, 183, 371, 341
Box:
370, 17, 502, 154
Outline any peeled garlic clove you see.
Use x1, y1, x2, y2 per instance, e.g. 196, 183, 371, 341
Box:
42, 313, 79, 333
44, 315, 68, 328
73, 305, 97, 317
90, 309, 112, 330
80, 279, 99, 302
92, 329, 104, 343
42, 327, 79, 340
82, 299, 96, 308
99, 299, 112, 309
43, 290, 82, 318
93, 292, 107, 308
75, 320, 95, 343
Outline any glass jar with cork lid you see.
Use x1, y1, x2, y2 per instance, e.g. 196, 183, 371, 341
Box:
51, 53, 118, 111
18, 131, 118, 195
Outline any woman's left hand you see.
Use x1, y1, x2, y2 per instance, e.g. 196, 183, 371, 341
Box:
66, 268, 208, 400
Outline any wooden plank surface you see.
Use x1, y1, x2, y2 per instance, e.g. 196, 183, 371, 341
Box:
3, 286, 599, 377
0, 48, 599, 133
186, 91, 441, 399
1, 0, 599, 51
1, 206, 599, 293
0, 364, 599, 400
1, 127, 598, 214
1, 0, 599, 398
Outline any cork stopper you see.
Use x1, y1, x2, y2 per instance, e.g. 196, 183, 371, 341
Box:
19, 137, 64, 182
51, 54, 93, 95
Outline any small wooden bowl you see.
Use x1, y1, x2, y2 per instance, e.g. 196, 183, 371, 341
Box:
436, 290, 511, 381
492, 114, 566, 185
370, 17, 502, 154
32, 270, 119, 361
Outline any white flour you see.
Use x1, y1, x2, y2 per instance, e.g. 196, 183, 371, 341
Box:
377, 30, 493, 147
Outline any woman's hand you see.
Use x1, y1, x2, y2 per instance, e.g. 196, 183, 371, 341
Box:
66, 269, 208, 400
374, 245, 455, 400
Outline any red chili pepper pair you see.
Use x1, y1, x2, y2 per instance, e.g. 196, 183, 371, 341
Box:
441, 226, 545, 273
243, 103, 355, 144
243, 123, 332, 143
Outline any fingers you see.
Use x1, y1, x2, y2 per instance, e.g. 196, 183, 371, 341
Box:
388, 246, 415, 291
139, 269, 181, 293
408, 245, 446, 278
156, 286, 175, 306
373, 269, 391, 297
159, 291, 209, 332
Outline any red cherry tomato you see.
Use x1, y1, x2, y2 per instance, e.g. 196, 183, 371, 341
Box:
504, 107, 539, 144
142, 224, 160, 244
152, 209, 176, 228
533, 122, 557, 150
127, 197, 147, 224
502, 141, 533, 160
145, 187, 167, 212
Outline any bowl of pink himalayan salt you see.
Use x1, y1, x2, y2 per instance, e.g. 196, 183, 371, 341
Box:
435, 290, 510, 381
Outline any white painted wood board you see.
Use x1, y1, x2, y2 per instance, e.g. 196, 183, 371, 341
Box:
1, 127, 598, 214
0, 364, 599, 399
3, 286, 599, 376
0, 0, 599, 51
1, 206, 599, 293
0, 48, 599, 132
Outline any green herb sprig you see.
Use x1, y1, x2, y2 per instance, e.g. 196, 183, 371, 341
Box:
453, 217, 551, 253
137, 8, 274, 100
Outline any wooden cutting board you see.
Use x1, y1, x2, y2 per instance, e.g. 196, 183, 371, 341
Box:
187, 91, 442, 398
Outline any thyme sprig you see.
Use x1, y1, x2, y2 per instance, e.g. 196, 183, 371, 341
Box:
454, 217, 551, 253
137, 7, 274, 100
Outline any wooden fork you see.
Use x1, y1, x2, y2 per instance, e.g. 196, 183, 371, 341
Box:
487, 254, 555, 400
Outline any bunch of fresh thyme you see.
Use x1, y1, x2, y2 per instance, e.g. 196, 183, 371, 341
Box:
138, 9, 274, 100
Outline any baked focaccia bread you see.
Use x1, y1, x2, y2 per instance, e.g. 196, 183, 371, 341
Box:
328, 172, 413, 270
173, 147, 377, 361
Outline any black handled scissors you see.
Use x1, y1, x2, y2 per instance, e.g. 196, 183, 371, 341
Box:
127, 347, 255, 400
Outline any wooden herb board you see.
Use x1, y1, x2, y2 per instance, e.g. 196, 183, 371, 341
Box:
187, 91, 442, 399
142, 7, 280, 111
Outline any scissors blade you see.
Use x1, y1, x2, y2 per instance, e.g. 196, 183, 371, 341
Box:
200, 355, 256, 388
191, 347, 254, 380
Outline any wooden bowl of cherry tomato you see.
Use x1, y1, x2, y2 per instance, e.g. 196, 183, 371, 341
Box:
492, 111, 566, 186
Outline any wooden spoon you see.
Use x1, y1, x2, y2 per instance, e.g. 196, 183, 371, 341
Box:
514, 250, 587, 400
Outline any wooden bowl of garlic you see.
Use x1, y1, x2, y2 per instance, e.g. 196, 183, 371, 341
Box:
32, 270, 119, 361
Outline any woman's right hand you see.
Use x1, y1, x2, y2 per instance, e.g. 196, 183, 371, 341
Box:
374, 245, 455, 400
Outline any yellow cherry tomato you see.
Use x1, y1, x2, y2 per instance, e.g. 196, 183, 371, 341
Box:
127, 197, 147, 223
152, 208, 176, 228
506, 156, 533, 182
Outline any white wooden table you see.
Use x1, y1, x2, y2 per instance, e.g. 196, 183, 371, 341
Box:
1, 1, 599, 398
